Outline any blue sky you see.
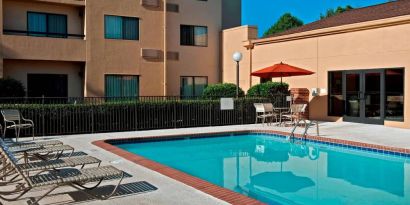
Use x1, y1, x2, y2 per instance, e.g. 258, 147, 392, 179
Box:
242, 0, 389, 37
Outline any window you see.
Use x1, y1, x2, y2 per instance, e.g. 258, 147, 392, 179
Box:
105, 75, 139, 97
385, 68, 404, 121
27, 12, 67, 38
166, 3, 179, 12
180, 25, 208, 46
328, 71, 344, 116
105, 15, 139, 40
27, 74, 68, 97
180, 76, 208, 97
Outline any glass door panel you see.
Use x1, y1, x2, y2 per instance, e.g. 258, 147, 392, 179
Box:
364, 72, 382, 119
345, 73, 361, 117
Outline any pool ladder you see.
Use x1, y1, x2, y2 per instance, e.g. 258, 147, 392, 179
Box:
289, 119, 319, 140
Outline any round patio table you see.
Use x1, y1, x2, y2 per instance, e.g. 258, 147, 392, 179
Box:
273, 107, 290, 126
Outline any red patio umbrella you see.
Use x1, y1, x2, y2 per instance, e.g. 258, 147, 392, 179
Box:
251, 62, 315, 83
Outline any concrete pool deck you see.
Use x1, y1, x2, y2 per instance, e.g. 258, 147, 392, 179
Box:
2, 122, 410, 205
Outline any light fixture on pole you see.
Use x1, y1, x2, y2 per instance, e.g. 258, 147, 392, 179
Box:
232, 51, 243, 97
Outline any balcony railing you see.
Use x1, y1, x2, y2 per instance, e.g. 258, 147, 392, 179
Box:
3, 29, 85, 39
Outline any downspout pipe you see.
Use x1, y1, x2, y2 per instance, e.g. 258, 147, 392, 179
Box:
163, 0, 167, 96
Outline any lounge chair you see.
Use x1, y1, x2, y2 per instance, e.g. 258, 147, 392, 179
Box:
0, 145, 124, 205
1, 110, 35, 142
6, 140, 63, 150
0, 140, 100, 183
10, 144, 75, 162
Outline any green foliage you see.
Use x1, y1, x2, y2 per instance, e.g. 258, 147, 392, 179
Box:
0, 78, 26, 97
247, 82, 290, 97
263, 13, 304, 37
202, 83, 245, 99
320, 5, 354, 19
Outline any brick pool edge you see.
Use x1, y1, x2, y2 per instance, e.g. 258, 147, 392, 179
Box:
92, 130, 410, 205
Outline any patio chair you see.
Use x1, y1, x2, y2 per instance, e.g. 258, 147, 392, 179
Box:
282, 104, 307, 125
263, 103, 279, 124
254, 103, 277, 125
0, 144, 124, 205
1, 110, 35, 142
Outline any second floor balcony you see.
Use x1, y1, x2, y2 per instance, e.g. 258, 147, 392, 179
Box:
3, 0, 85, 39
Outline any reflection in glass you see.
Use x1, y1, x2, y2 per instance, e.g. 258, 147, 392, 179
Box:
365, 72, 381, 119
346, 73, 361, 117
385, 69, 404, 121
328, 71, 344, 116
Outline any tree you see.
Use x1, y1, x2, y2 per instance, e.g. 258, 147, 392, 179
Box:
0, 78, 26, 97
263, 13, 304, 37
320, 5, 354, 19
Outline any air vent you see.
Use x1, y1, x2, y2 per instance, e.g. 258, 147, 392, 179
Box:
166, 3, 179, 13
141, 49, 163, 59
141, 0, 159, 8
167, 51, 179, 61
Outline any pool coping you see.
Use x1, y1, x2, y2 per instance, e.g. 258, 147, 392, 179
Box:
92, 130, 410, 205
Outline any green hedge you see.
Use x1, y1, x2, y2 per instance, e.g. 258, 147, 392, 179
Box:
247, 82, 289, 97
202, 83, 245, 99
0, 97, 270, 137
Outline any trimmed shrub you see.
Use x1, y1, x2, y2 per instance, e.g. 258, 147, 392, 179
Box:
0, 78, 26, 97
247, 82, 290, 97
202, 83, 245, 99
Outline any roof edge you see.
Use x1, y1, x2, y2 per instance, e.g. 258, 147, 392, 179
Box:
250, 14, 410, 46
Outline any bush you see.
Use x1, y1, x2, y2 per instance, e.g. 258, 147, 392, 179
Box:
247, 82, 289, 97
202, 83, 245, 99
0, 78, 26, 97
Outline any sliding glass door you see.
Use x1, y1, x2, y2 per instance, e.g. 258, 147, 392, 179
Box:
343, 70, 384, 124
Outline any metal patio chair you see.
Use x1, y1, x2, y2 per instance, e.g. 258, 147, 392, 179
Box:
1, 110, 35, 142
282, 104, 308, 126
0, 143, 124, 205
254, 103, 277, 125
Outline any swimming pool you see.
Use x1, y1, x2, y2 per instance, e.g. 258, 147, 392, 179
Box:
115, 133, 410, 205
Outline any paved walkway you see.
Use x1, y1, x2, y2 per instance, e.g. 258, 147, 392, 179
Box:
2, 122, 410, 205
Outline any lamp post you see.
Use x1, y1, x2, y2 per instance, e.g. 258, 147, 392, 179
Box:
233, 52, 243, 97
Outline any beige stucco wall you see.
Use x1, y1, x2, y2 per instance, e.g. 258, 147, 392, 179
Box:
1, 0, 241, 97
84, 0, 165, 97
3, 0, 84, 35
3, 59, 84, 97
166, 0, 225, 95
222, 26, 258, 92
222, 16, 410, 128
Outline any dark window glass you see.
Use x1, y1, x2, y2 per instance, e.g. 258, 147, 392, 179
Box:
27, 12, 67, 38
27, 74, 68, 97
123, 17, 139, 40
180, 25, 207, 46
385, 68, 404, 121
180, 76, 208, 98
328, 71, 344, 116
47, 14, 67, 38
105, 75, 139, 97
105, 15, 139, 40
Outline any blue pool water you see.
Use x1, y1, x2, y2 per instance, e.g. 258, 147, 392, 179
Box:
117, 134, 410, 205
